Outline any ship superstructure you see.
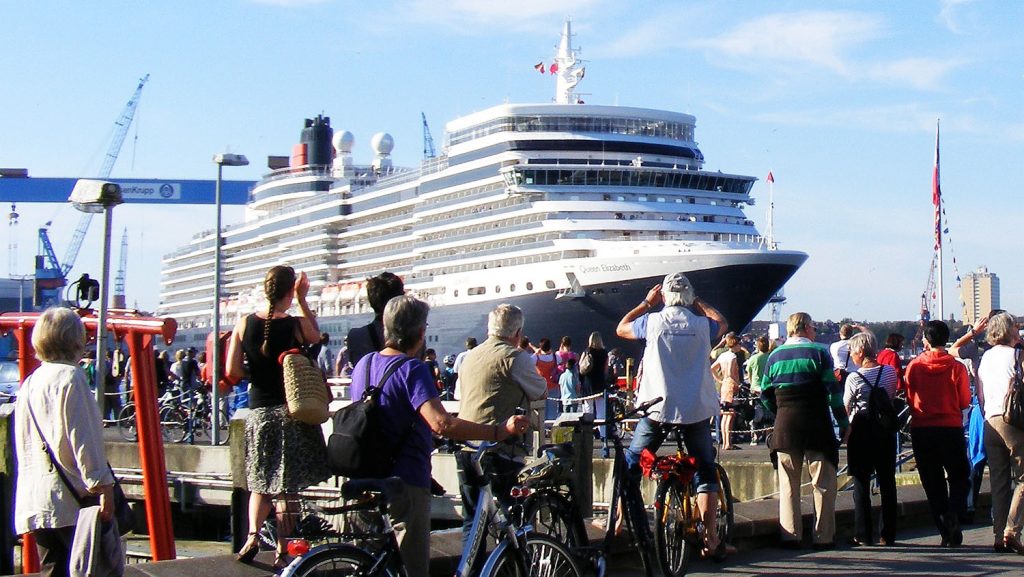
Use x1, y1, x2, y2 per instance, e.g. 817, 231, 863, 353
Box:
159, 21, 806, 353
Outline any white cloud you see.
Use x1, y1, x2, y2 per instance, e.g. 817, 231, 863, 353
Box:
753, 103, 941, 134
694, 11, 885, 75
938, 0, 979, 33
405, 0, 603, 31
865, 57, 963, 90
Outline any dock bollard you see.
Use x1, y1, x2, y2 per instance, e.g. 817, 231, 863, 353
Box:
229, 415, 249, 553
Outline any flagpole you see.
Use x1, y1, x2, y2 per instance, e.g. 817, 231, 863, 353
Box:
766, 171, 775, 249
934, 119, 944, 322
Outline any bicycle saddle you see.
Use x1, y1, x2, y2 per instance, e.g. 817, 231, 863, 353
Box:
341, 476, 406, 501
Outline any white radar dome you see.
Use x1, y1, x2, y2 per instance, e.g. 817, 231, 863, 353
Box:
333, 131, 354, 153
370, 132, 394, 155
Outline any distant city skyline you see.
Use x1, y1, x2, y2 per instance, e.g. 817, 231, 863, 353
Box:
3, 1, 1022, 322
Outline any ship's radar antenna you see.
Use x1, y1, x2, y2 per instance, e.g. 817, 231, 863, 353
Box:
554, 19, 586, 104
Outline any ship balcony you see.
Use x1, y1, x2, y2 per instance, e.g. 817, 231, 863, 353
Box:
413, 235, 561, 268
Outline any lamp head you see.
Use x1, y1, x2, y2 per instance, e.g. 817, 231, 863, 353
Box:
213, 153, 249, 167
69, 180, 123, 213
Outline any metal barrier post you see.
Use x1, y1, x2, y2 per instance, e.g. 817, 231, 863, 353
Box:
120, 327, 176, 561
0, 318, 39, 573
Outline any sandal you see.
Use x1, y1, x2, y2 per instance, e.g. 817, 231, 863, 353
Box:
236, 532, 260, 564
274, 552, 294, 570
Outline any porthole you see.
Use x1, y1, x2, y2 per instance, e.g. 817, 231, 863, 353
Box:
526, 282, 534, 290
510, 284, 516, 292
454, 290, 459, 297
495, 286, 501, 293
545, 280, 556, 289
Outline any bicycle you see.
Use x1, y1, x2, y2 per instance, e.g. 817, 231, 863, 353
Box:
515, 394, 663, 576
116, 386, 179, 442
281, 441, 583, 577
646, 426, 734, 577
159, 386, 231, 444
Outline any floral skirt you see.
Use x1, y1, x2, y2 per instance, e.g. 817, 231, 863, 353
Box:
245, 405, 330, 494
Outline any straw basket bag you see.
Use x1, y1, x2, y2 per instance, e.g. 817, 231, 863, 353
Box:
278, 348, 330, 425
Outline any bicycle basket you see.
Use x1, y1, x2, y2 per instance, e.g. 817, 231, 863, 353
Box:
639, 448, 698, 482
517, 446, 575, 487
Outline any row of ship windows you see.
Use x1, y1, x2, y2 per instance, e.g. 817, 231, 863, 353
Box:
420, 214, 545, 244
418, 196, 526, 226
458, 280, 556, 297
448, 115, 695, 147
422, 181, 504, 206
507, 168, 751, 194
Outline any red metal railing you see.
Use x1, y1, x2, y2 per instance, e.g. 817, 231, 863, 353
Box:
0, 309, 179, 572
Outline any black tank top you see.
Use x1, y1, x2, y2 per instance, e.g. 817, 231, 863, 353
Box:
241, 314, 300, 409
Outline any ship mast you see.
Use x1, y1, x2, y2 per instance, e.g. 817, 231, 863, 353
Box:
554, 19, 585, 104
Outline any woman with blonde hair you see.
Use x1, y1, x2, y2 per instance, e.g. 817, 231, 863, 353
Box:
977, 311, 1024, 554
15, 308, 117, 577
227, 265, 330, 568
581, 332, 610, 436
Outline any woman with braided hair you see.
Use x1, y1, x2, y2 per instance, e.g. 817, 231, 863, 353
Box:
227, 265, 330, 568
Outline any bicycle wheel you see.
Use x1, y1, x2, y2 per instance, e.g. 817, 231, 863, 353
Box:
117, 403, 138, 442
285, 543, 395, 577
159, 405, 188, 443
654, 476, 695, 577
714, 464, 735, 547
522, 492, 587, 550
480, 533, 583, 577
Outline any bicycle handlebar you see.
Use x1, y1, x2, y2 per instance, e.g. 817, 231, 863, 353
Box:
605, 394, 663, 424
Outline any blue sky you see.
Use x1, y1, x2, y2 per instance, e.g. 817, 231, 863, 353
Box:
2, 0, 1022, 323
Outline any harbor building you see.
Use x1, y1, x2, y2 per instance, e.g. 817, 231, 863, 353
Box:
961, 266, 999, 326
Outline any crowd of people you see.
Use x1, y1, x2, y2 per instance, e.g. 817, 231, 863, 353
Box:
10, 265, 1024, 576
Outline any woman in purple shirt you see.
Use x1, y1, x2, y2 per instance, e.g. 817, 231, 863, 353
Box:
349, 295, 529, 577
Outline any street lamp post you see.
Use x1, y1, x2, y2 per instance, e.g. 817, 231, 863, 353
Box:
212, 153, 248, 445
69, 180, 123, 412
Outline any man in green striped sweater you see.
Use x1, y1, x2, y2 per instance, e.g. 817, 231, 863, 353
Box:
761, 312, 849, 550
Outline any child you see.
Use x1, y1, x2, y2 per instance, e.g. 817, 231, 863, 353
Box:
559, 357, 580, 413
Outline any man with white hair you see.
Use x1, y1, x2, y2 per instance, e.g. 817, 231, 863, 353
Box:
454, 304, 547, 546
616, 272, 730, 559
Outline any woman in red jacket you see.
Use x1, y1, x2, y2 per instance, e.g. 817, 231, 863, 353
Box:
904, 320, 972, 548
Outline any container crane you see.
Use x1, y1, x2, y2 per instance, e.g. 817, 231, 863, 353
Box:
62, 73, 149, 275
34, 74, 149, 307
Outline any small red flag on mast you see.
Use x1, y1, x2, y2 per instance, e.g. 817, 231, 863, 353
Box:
767, 171, 774, 183
534, 62, 545, 74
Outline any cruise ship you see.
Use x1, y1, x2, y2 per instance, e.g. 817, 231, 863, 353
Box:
158, 21, 807, 357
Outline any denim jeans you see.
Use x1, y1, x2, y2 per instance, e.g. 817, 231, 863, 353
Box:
625, 417, 720, 493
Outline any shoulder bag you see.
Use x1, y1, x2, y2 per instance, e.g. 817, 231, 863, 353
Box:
25, 399, 135, 535
1002, 349, 1024, 430
279, 319, 331, 425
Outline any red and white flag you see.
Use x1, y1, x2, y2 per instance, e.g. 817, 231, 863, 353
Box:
549, 62, 559, 75
766, 171, 774, 183
534, 62, 545, 74
933, 121, 942, 249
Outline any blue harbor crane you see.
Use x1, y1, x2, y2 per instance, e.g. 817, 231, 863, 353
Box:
33, 74, 149, 307
421, 112, 437, 159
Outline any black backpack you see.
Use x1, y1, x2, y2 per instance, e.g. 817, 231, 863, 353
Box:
861, 368, 898, 433
327, 355, 413, 478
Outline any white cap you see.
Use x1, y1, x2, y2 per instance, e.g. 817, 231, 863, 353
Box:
662, 272, 695, 306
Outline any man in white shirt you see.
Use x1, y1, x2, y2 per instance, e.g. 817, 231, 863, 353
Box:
616, 272, 730, 559
830, 324, 868, 378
